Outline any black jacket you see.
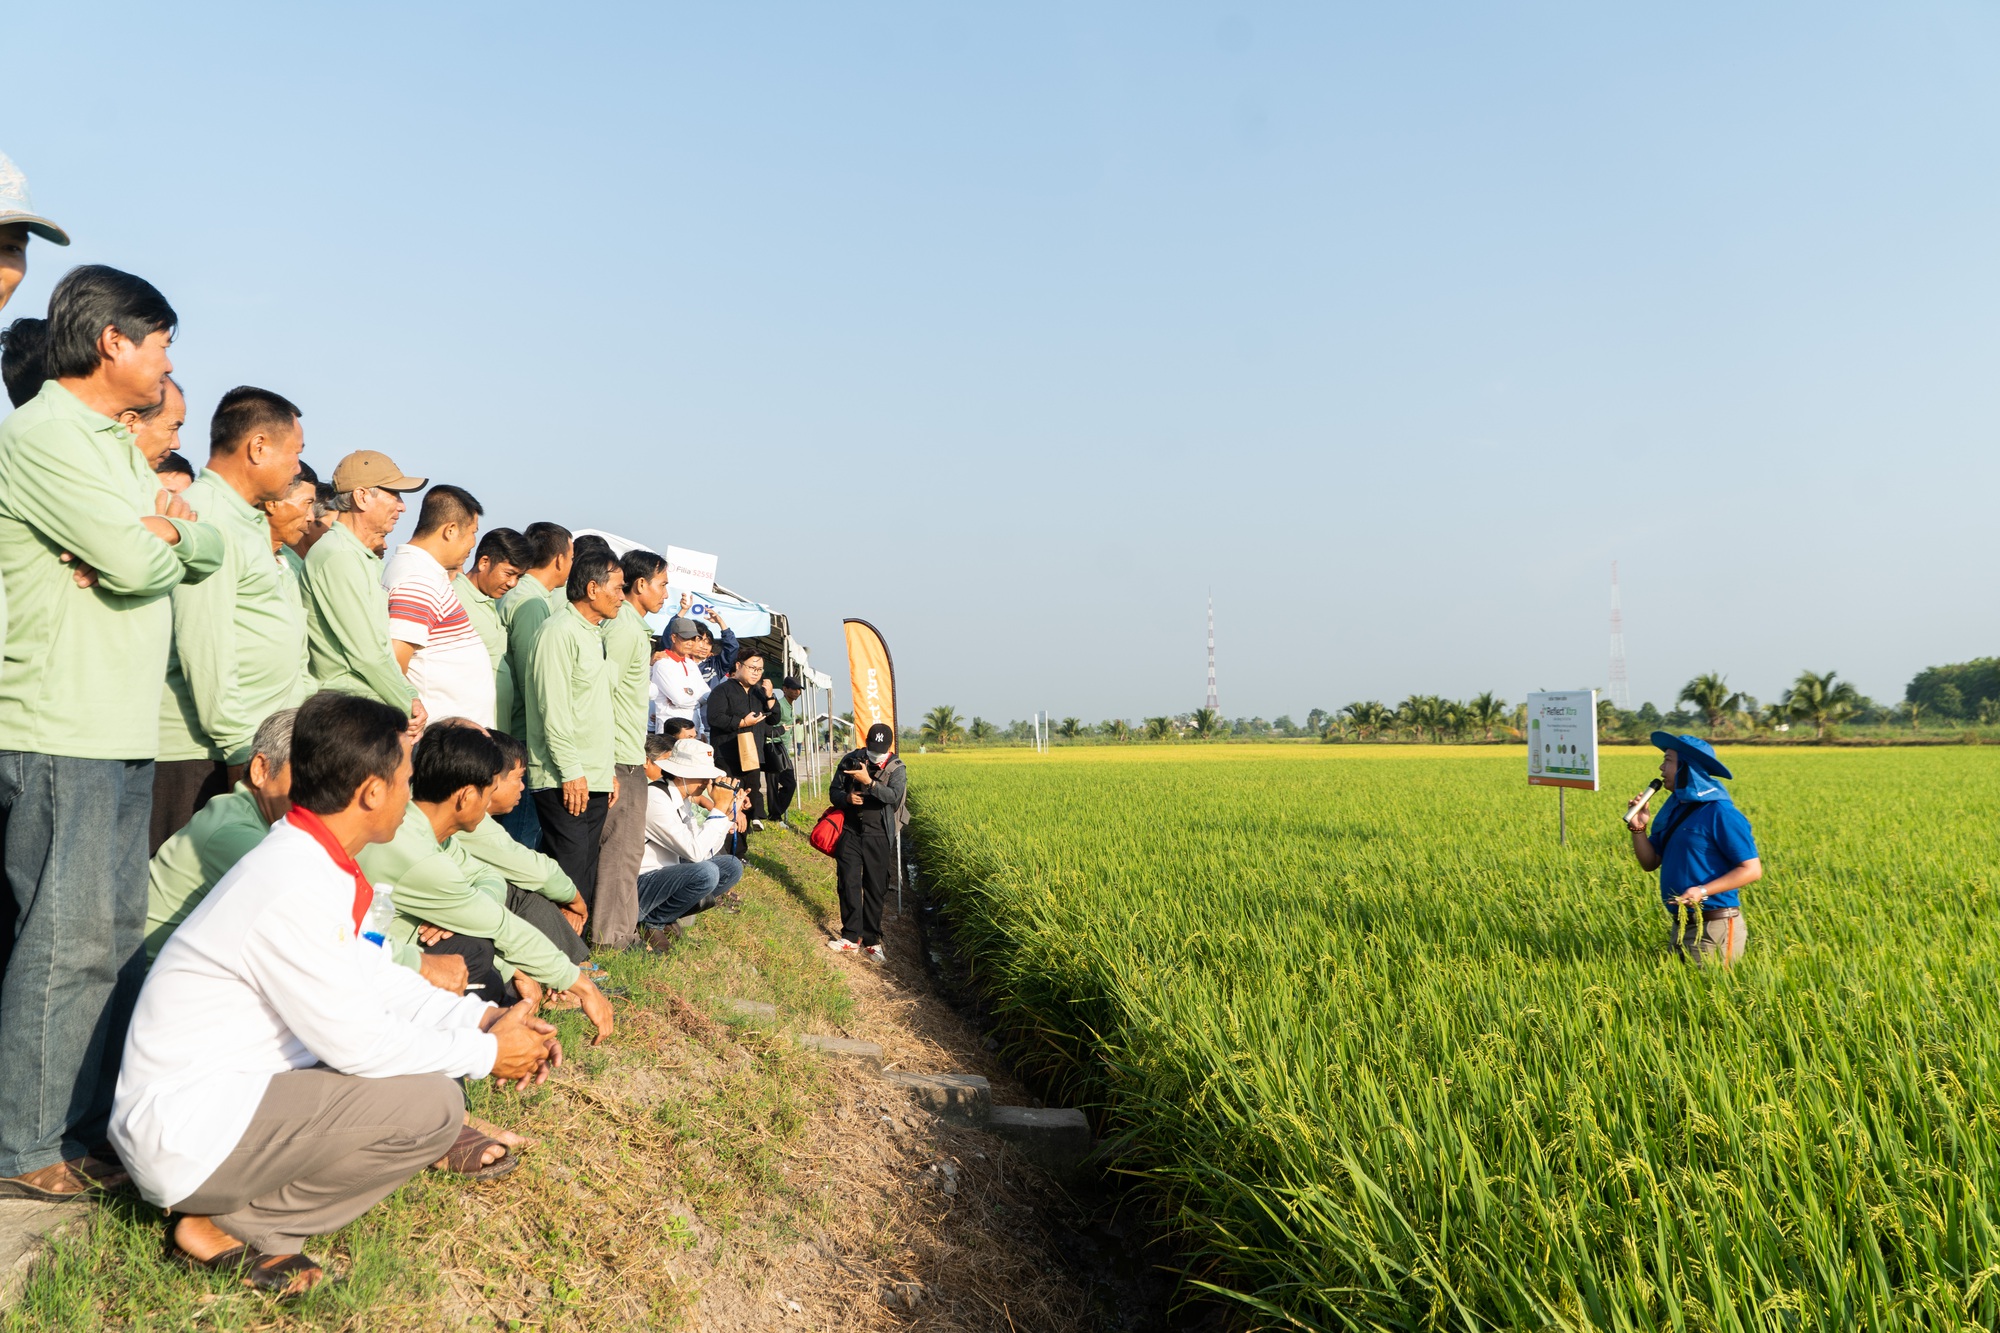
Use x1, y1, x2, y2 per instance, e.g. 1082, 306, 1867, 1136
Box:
706, 680, 770, 775
829, 749, 907, 840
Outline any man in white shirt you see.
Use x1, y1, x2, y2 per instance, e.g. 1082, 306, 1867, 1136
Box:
110, 691, 559, 1297
384, 485, 495, 729
634, 736, 746, 949
647, 616, 713, 739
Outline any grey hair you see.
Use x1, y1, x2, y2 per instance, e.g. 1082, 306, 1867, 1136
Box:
250, 706, 299, 772
327, 489, 362, 513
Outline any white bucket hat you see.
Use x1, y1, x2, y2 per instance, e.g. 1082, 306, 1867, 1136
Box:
661, 738, 724, 780
0, 153, 70, 245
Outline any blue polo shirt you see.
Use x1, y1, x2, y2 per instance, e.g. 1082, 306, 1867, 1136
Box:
1648, 794, 1758, 909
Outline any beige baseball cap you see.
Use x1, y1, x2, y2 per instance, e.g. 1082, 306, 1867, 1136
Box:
330, 450, 426, 493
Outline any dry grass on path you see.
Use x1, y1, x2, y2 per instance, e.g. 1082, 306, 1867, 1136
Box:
2, 823, 1113, 1333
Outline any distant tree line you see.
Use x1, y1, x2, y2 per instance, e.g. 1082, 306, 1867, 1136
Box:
904, 656, 2000, 749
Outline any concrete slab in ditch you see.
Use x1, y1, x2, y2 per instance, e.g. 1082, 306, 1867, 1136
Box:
0, 1200, 83, 1310
987, 1106, 1094, 1175
881, 1071, 992, 1125
722, 997, 778, 1022
797, 1034, 884, 1068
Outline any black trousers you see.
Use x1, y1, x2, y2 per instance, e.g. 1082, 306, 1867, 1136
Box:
719, 769, 764, 860
424, 933, 515, 1005
764, 750, 797, 823
148, 757, 231, 855
506, 886, 589, 965
835, 824, 895, 947
532, 789, 609, 914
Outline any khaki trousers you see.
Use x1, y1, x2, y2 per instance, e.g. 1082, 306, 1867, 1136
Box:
591, 763, 647, 950
173, 1067, 463, 1254
1666, 908, 1747, 966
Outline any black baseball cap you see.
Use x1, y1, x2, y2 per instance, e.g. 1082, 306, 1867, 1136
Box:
866, 722, 894, 752
781, 675, 803, 690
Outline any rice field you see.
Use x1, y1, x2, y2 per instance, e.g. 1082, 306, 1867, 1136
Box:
904, 743, 2000, 1331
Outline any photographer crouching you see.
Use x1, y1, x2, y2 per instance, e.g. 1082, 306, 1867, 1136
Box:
825, 722, 906, 966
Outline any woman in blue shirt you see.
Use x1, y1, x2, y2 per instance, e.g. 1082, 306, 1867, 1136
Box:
1624, 733, 1761, 965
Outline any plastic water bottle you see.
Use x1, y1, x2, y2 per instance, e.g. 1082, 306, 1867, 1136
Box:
362, 885, 395, 948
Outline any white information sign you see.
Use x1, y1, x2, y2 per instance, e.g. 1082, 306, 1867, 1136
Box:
665, 546, 717, 595
1526, 689, 1598, 791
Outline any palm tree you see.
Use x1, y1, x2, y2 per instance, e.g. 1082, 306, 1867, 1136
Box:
1677, 673, 1743, 736
1056, 716, 1083, 741
1340, 700, 1388, 741
920, 704, 964, 748
1397, 695, 1446, 744
1319, 715, 1351, 742
1100, 718, 1131, 742
968, 716, 997, 742
1783, 669, 1860, 739
1189, 707, 1222, 740
1143, 716, 1175, 741
1463, 692, 1507, 741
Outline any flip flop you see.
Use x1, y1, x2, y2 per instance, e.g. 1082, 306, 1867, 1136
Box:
244, 1251, 329, 1298
0, 1162, 94, 1202
435, 1123, 516, 1181
173, 1240, 259, 1275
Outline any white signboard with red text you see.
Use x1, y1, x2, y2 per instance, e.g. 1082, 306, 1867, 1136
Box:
665, 546, 717, 595
1527, 689, 1598, 791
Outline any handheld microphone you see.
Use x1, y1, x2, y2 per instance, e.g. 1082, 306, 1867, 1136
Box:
1625, 777, 1663, 824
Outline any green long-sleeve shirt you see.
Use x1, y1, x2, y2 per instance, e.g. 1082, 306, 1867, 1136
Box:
357, 803, 580, 991
453, 573, 514, 738
603, 601, 652, 766
0, 381, 225, 758
500, 575, 562, 740
527, 602, 614, 792
454, 813, 578, 903
303, 520, 416, 710
144, 783, 273, 959
159, 472, 312, 763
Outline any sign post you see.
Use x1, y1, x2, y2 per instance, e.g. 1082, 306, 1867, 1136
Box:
1526, 689, 1599, 845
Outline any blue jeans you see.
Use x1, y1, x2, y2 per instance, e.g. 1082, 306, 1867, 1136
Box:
0, 753, 154, 1177
636, 855, 744, 929
494, 797, 542, 851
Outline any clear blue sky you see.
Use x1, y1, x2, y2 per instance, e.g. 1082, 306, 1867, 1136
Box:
7, 3, 1996, 723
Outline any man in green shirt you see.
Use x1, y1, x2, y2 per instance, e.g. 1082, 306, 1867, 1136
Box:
0, 266, 226, 1202
302, 450, 428, 730
151, 387, 311, 853
527, 547, 622, 916
459, 728, 589, 970
453, 527, 528, 742
493, 521, 571, 848
592, 548, 670, 949
358, 725, 611, 1044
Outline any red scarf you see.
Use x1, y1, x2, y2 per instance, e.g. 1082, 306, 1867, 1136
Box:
285, 805, 375, 933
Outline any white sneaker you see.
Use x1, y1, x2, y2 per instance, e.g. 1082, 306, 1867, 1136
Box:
861, 944, 886, 966
750, 819, 765, 831
825, 937, 860, 954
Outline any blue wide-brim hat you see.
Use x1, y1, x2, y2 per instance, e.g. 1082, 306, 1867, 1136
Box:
1650, 731, 1733, 780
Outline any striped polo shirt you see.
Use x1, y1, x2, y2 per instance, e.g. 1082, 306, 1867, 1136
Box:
383, 543, 498, 728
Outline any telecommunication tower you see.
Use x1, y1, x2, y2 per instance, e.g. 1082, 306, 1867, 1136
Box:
1608, 561, 1630, 710
1205, 591, 1218, 712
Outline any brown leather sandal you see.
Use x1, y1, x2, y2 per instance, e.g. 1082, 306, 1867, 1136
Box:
244, 1251, 328, 1298
435, 1123, 516, 1181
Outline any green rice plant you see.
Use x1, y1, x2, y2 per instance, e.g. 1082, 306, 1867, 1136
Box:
906, 744, 2000, 1331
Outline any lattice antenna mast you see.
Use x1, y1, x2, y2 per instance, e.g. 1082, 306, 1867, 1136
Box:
1608, 561, 1631, 709
1205, 590, 1219, 712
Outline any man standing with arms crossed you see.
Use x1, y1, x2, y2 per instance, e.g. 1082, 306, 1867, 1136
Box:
151, 387, 309, 852
593, 548, 669, 950
0, 266, 224, 1200
302, 451, 428, 732
527, 547, 622, 913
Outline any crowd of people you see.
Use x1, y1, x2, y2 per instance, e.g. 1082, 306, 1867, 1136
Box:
0, 153, 908, 1300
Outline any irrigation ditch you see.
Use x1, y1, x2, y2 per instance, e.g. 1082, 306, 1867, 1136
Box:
899, 837, 1237, 1333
